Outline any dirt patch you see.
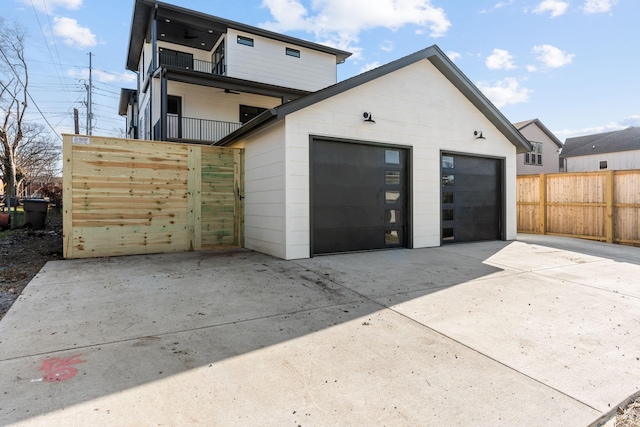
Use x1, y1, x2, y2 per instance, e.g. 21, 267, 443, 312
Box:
615, 397, 640, 427
0, 209, 63, 320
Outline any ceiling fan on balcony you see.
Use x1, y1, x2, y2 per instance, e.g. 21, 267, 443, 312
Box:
183, 30, 199, 40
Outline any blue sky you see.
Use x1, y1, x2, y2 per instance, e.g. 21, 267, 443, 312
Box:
5, 0, 639, 143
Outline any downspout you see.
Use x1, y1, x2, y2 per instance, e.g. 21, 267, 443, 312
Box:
160, 69, 167, 141
149, 4, 158, 140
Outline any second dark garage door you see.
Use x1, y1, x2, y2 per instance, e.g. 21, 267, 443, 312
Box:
311, 139, 408, 255
441, 153, 503, 243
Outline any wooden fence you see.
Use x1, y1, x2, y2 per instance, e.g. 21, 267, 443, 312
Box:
517, 171, 640, 246
62, 135, 244, 258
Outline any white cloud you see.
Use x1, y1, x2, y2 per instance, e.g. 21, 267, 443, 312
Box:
476, 78, 532, 108
486, 48, 516, 70
526, 64, 538, 72
582, 0, 617, 14
360, 62, 382, 73
53, 17, 96, 49
260, 0, 451, 59
19, 0, 82, 13
380, 40, 394, 52
447, 51, 461, 62
533, 44, 574, 68
533, 0, 569, 17
67, 68, 135, 84
494, 0, 515, 9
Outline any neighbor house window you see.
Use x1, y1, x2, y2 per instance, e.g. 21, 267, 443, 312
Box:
599, 160, 608, 170
286, 47, 300, 58
525, 142, 543, 166
237, 36, 254, 47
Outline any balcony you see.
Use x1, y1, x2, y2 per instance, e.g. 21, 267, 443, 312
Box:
159, 51, 225, 75
153, 115, 242, 144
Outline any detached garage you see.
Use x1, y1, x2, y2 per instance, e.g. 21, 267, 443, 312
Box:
216, 45, 531, 260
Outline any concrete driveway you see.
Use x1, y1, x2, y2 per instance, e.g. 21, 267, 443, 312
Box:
1, 235, 639, 426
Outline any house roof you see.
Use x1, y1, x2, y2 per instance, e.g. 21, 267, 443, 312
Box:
126, 0, 352, 71
513, 118, 563, 149
561, 127, 640, 158
215, 45, 532, 153
118, 88, 137, 116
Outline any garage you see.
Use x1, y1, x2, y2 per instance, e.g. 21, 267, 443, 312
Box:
441, 153, 503, 243
311, 139, 409, 255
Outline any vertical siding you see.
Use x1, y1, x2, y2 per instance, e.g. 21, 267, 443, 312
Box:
282, 59, 518, 258
226, 29, 336, 92
516, 123, 561, 175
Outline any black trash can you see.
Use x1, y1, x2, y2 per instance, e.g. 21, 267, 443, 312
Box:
23, 199, 49, 230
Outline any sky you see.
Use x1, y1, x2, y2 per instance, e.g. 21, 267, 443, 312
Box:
4, 0, 639, 145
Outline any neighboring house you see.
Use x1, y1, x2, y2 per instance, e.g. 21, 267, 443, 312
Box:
513, 119, 563, 175
121, 0, 531, 260
561, 127, 640, 172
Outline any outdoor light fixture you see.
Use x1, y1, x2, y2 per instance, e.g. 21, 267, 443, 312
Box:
474, 130, 485, 139
363, 112, 376, 123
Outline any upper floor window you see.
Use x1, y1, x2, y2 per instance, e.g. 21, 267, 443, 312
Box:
286, 47, 300, 58
240, 105, 267, 124
599, 160, 608, 170
525, 142, 543, 166
237, 36, 254, 47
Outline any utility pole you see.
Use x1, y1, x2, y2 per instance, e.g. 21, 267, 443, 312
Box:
73, 108, 79, 134
86, 52, 93, 136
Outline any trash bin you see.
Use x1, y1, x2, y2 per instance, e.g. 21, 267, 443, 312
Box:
23, 199, 49, 230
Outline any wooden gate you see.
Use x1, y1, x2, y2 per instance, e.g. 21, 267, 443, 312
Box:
62, 135, 244, 258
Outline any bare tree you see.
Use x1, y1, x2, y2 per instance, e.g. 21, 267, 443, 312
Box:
0, 18, 28, 206
15, 122, 60, 196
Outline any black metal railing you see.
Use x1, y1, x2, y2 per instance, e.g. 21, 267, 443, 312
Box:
158, 51, 226, 75
153, 116, 241, 143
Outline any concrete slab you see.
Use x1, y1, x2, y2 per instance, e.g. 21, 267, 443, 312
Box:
1, 236, 639, 426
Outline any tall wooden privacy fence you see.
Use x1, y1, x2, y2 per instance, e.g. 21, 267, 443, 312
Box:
63, 135, 244, 259
517, 171, 640, 246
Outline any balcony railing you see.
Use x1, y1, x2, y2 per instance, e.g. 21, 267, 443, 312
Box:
153, 115, 242, 143
159, 51, 226, 75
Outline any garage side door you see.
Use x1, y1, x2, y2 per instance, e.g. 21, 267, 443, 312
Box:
312, 140, 408, 255
441, 153, 502, 243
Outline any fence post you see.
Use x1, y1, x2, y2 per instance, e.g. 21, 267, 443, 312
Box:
539, 173, 547, 235
605, 170, 614, 243
187, 146, 202, 251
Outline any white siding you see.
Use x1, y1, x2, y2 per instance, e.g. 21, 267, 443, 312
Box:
565, 150, 640, 172
226, 29, 336, 92
165, 81, 280, 123
517, 123, 561, 175
232, 122, 287, 259
281, 59, 517, 258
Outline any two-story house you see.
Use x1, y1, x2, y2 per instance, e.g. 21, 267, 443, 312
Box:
120, 0, 532, 260
513, 119, 563, 175
120, 0, 350, 144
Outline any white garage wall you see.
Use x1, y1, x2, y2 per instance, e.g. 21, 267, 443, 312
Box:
233, 121, 288, 259
283, 59, 517, 259
566, 150, 640, 172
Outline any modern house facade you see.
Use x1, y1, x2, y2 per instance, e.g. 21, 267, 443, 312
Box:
561, 127, 640, 172
513, 119, 563, 175
121, 0, 531, 260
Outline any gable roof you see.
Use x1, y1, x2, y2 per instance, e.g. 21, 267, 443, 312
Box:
127, 0, 352, 71
561, 127, 640, 158
513, 118, 563, 149
216, 45, 532, 153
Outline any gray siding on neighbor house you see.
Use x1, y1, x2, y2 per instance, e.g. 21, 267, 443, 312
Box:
517, 122, 561, 175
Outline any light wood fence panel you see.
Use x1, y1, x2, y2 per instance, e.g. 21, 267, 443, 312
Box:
63, 135, 243, 258
517, 171, 640, 246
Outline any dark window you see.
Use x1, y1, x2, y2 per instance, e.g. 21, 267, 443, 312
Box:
443, 192, 454, 203
442, 174, 454, 187
442, 156, 454, 169
599, 160, 608, 170
239, 105, 267, 124
443, 228, 454, 241
286, 47, 300, 58
385, 171, 400, 185
237, 36, 254, 47
443, 209, 454, 221
212, 40, 225, 75
525, 142, 543, 166
385, 150, 400, 164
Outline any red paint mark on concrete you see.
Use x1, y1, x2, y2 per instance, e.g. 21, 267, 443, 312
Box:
39, 354, 86, 382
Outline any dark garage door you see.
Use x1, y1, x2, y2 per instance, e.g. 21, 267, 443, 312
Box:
312, 139, 408, 255
441, 153, 502, 243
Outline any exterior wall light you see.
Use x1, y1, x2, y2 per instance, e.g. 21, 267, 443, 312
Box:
474, 130, 485, 139
363, 112, 375, 123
